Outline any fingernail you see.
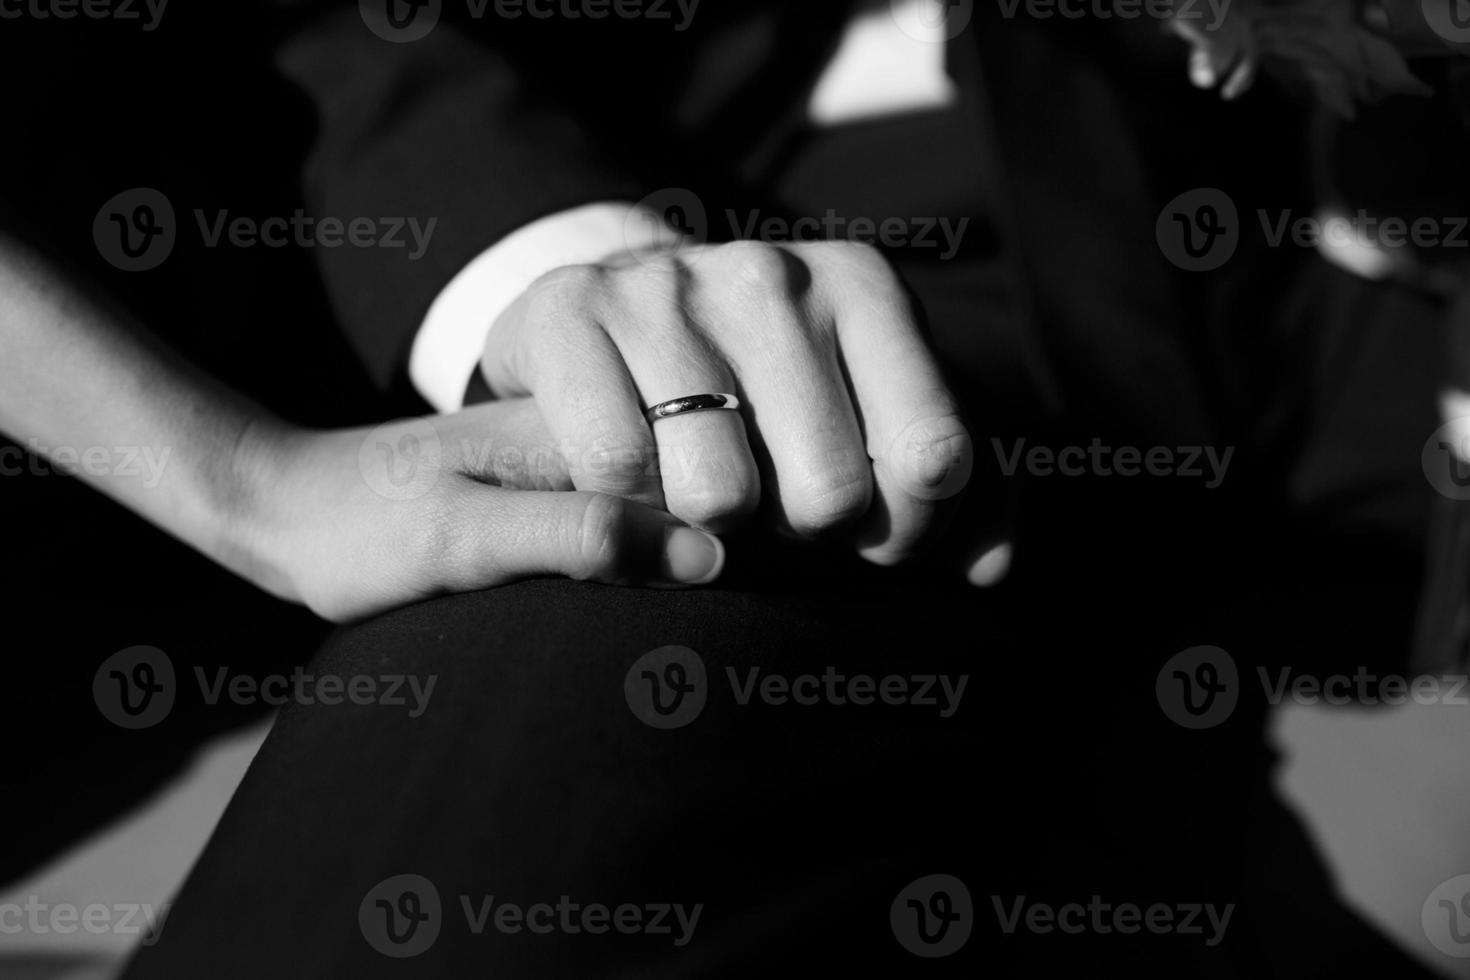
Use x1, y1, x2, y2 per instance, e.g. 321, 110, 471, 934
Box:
966, 542, 1013, 588
661, 526, 724, 585
1189, 50, 1216, 89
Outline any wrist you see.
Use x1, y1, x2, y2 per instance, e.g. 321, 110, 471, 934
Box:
217, 415, 311, 606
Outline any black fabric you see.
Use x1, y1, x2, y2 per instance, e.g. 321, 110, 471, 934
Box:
270, 0, 858, 389
0, 3, 1454, 974
122, 497, 1439, 977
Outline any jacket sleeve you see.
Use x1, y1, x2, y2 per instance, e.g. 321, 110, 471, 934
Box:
272, 1, 651, 389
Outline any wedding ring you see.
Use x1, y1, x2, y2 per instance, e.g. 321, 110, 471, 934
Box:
644, 393, 742, 423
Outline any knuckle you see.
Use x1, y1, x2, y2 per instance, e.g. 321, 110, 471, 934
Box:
839, 255, 907, 307
815, 237, 888, 275
785, 465, 872, 537
498, 266, 609, 390
889, 412, 973, 499
818, 236, 884, 265
670, 478, 760, 530
603, 274, 689, 346
523, 263, 608, 320
570, 492, 630, 580
721, 241, 795, 294
621, 251, 684, 284
579, 430, 657, 496
807, 239, 905, 304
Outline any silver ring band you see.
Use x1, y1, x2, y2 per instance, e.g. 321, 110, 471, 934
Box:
644, 393, 741, 423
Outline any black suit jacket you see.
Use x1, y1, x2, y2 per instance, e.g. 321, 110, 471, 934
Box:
269, 1, 1451, 671
272, 2, 1289, 434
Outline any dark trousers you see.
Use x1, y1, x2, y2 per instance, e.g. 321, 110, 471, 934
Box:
118, 471, 1442, 977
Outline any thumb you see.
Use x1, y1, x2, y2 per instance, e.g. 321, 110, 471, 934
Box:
420, 485, 726, 592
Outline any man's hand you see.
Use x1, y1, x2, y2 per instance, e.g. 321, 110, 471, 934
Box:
480, 240, 974, 566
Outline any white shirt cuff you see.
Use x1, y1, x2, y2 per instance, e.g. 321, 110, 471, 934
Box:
409, 201, 675, 413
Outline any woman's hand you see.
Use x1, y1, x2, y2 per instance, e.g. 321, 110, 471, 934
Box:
0, 237, 722, 626
233, 399, 726, 623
